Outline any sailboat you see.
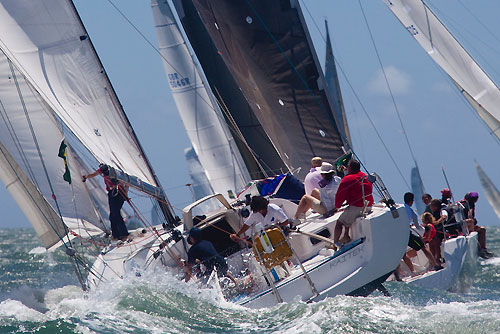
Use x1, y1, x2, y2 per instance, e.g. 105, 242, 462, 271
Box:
90, 0, 413, 308
382, 0, 486, 291
476, 162, 500, 222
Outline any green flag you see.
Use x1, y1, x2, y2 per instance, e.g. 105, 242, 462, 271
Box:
58, 140, 72, 184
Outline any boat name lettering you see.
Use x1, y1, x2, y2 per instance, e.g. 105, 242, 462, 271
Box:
329, 244, 365, 268
168, 72, 191, 88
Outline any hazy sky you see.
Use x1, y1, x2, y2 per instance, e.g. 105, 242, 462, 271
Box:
1, 0, 500, 229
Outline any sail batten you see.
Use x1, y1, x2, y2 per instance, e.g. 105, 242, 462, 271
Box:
385, 0, 500, 142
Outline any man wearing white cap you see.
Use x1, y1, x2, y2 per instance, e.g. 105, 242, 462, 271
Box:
304, 157, 323, 195
293, 162, 341, 219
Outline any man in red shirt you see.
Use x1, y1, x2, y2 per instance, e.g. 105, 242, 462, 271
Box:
334, 160, 374, 246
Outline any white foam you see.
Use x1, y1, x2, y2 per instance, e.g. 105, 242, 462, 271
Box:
28, 246, 46, 255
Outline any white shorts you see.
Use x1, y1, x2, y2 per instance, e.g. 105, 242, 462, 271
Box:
310, 197, 328, 215
338, 205, 369, 227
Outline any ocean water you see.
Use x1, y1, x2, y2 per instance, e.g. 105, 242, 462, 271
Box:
0, 227, 499, 334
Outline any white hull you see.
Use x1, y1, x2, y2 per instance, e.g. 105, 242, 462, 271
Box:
88, 200, 409, 308
398, 232, 478, 292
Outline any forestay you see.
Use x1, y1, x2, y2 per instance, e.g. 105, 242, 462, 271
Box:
384, 0, 500, 141
151, 0, 250, 197
0, 51, 108, 246
0, 1, 156, 184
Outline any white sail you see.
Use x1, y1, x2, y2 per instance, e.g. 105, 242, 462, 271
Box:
184, 147, 214, 201
411, 166, 425, 214
384, 0, 500, 141
0, 1, 156, 184
0, 50, 108, 239
151, 0, 250, 197
0, 140, 67, 249
476, 162, 500, 222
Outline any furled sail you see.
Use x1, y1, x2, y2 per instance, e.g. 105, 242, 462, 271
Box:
0, 1, 156, 184
325, 20, 351, 148
476, 162, 500, 222
151, 0, 250, 197
384, 0, 500, 142
173, 0, 345, 181
0, 50, 108, 243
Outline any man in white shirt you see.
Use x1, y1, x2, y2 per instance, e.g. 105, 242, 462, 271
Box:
294, 162, 341, 219
230, 196, 290, 241
304, 157, 323, 195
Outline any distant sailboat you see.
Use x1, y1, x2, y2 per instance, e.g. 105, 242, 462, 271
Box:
476, 162, 500, 222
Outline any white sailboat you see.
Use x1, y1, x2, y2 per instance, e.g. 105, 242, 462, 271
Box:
383, 0, 488, 291
0, 0, 411, 308
476, 162, 500, 222
91, 0, 412, 308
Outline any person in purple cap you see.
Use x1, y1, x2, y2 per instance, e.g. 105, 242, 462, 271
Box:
461, 192, 494, 258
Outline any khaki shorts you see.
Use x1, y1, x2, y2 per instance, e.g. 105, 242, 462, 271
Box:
310, 197, 328, 215
338, 205, 369, 227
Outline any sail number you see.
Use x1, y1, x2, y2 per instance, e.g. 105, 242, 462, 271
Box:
406, 25, 418, 36
168, 72, 191, 89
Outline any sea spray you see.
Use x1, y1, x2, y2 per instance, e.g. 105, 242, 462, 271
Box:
0, 227, 499, 333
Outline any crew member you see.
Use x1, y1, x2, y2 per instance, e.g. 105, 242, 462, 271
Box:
184, 227, 236, 284
333, 160, 374, 248
230, 196, 289, 241
83, 164, 129, 240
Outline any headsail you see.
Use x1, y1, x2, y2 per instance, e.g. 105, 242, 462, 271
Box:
476, 162, 500, 222
173, 0, 345, 181
0, 1, 156, 184
411, 166, 425, 214
325, 20, 351, 148
384, 0, 500, 142
151, 0, 250, 197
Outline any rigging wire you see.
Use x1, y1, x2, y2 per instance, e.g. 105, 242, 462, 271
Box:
300, 0, 411, 190
358, 0, 419, 170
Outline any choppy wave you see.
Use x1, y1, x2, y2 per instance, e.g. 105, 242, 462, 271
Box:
0, 227, 499, 333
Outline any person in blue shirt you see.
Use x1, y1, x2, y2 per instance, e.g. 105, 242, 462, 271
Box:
404, 193, 440, 270
184, 227, 237, 284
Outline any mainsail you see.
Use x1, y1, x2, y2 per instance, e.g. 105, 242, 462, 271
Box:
384, 0, 500, 142
173, 0, 346, 181
325, 20, 351, 148
476, 162, 500, 222
151, 0, 250, 197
